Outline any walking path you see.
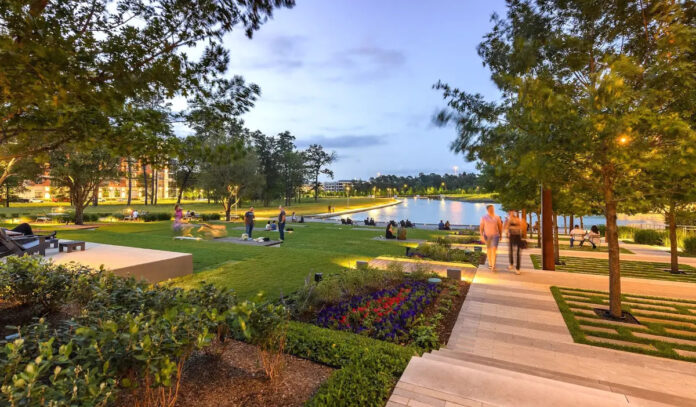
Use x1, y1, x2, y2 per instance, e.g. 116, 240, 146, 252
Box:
388, 251, 696, 407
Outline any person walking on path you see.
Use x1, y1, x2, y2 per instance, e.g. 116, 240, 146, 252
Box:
278, 206, 286, 241
244, 207, 255, 238
504, 210, 523, 275
480, 205, 503, 272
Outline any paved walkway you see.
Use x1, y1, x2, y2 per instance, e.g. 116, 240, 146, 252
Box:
388, 251, 696, 407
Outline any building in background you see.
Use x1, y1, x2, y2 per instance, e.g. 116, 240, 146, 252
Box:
321, 180, 354, 193
18, 160, 176, 202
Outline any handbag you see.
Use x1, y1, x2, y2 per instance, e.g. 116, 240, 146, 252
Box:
520, 239, 528, 249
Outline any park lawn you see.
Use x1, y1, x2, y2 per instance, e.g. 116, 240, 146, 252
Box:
557, 244, 634, 254
0, 197, 396, 218
38, 221, 449, 300
530, 254, 696, 283
551, 286, 696, 362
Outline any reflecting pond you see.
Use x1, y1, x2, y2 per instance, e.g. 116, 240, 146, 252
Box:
331, 197, 664, 227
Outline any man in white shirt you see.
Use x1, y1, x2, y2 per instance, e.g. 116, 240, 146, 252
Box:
569, 225, 585, 247
480, 205, 503, 271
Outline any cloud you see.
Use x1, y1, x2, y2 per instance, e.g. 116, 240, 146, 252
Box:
296, 134, 389, 149
237, 35, 307, 72
323, 45, 406, 81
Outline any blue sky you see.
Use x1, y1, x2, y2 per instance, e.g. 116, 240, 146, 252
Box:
189, 0, 508, 180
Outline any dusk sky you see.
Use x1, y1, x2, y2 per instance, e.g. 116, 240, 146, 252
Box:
180, 1, 508, 181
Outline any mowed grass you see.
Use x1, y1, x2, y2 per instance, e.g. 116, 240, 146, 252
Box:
0, 197, 396, 219
531, 254, 696, 283
557, 244, 634, 254
551, 286, 696, 362
33, 221, 450, 300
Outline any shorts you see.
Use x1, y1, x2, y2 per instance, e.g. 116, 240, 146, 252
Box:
485, 235, 500, 248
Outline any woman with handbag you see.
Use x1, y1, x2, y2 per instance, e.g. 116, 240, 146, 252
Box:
504, 211, 523, 275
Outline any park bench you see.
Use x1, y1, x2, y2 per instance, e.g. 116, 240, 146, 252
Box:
59, 240, 86, 253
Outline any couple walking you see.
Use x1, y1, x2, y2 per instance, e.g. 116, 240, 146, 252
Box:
479, 205, 524, 274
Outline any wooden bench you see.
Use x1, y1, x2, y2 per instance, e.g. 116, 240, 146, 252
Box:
59, 240, 86, 253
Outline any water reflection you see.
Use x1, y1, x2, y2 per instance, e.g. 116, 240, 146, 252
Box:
332, 198, 665, 227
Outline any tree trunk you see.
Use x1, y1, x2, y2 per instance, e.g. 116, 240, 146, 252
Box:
580, 216, 584, 229
604, 178, 622, 319
563, 215, 567, 234
142, 163, 148, 205
127, 158, 132, 206
5, 184, 9, 207
541, 188, 555, 271
668, 203, 679, 273
177, 171, 190, 204
522, 209, 527, 239
553, 212, 560, 264
314, 175, 319, 202
153, 169, 158, 205
569, 215, 574, 232
74, 193, 85, 226
92, 186, 98, 206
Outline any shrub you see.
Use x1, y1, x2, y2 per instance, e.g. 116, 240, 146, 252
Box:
237, 300, 289, 379
634, 229, 665, 246
199, 213, 220, 221
412, 242, 482, 266
0, 259, 286, 407
684, 236, 696, 255
141, 212, 171, 222
0, 256, 93, 313
307, 267, 408, 308
286, 322, 416, 406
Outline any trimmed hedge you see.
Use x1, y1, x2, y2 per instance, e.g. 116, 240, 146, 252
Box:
286, 321, 417, 406
684, 236, 696, 255
633, 229, 664, 245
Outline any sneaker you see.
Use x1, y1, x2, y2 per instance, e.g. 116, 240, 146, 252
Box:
514, 269, 521, 275
491, 266, 496, 272
508, 264, 514, 271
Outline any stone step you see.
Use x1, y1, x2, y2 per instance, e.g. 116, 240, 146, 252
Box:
423, 351, 694, 406
391, 355, 641, 407
446, 327, 696, 375
439, 334, 696, 403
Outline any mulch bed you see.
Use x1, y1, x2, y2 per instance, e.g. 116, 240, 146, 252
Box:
431, 280, 470, 344
117, 340, 333, 407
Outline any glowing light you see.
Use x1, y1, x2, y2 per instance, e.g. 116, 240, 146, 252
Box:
618, 134, 629, 145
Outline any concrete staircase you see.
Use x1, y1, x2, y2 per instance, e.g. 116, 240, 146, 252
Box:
388, 254, 696, 407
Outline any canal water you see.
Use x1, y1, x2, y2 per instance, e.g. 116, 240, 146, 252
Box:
331, 197, 664, 227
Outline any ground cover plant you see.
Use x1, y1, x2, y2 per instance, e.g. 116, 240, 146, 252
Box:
530, 255, 696, 283
288, 264, 468, 351
408, 239, 485, 265
551, 286, 696, 362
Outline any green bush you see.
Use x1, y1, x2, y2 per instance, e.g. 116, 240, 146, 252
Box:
0, 257, 287, 406
413, 242, 481, 265
199, 213, 220, 221
141, 212, 171, 221
684, 236, 696, 255
633, 229, 665, 245
0, 256, 93, 313
286, 322, 417, 407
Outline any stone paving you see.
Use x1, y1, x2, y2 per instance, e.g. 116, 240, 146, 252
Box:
387, 250, 696, 407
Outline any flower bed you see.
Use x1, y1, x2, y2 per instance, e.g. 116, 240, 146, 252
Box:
316, 281, 441, 342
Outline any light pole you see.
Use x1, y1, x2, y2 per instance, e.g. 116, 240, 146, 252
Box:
346, 185, 351, 208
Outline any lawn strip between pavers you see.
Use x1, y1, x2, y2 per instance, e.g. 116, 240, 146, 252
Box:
551, 286, 696, 363
532, 255, 696, 283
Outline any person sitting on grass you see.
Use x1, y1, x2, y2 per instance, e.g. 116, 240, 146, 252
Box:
369, 218, 376, 226
386, 221, 396, 239
397, 225, 407, 240
291, 211, 297, 222
364, 218, 370, 225
438, 220, 445, 230
265, 221, 272, 231
444, 221, 451, 230
271, 220, 277, 231
346, 217, 353, 225
569, 225, 585, 247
